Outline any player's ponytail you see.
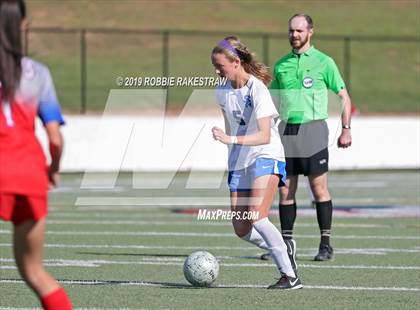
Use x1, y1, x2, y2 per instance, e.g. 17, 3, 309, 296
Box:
212, 36, 271, 86
0, 0, 25, 100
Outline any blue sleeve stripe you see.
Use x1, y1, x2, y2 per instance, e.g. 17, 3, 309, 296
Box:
38, 101, 65, 126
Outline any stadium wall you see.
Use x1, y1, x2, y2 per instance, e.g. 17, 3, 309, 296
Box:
36, 116, 420, 171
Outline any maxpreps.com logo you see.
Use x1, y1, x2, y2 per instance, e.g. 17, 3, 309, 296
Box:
302, 76, 313, 88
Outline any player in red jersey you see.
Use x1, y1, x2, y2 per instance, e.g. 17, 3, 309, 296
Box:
0, 1, 72, 309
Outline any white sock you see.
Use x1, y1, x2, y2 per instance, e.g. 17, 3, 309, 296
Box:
253, 217, 296, 278
241, 227, 269, 250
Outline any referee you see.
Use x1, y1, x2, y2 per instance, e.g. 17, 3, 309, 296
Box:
270, 14, 353, 262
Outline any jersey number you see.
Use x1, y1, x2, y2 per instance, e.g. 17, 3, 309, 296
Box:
233, 110, 246, 125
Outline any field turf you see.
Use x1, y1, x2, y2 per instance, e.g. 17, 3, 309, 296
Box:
0, 170, 419, 309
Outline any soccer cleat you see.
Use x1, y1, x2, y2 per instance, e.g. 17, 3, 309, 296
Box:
260, 239, 297, 273
268, 274, 303, 290
314, 244, 334, 261
285, 239, 298, 273
260, 252, 271, 260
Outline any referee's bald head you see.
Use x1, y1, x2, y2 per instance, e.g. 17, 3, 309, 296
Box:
289, 14, 314, 29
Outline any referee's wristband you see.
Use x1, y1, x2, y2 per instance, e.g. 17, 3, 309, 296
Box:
342, 125, 351, 129
230, 136, 238, 144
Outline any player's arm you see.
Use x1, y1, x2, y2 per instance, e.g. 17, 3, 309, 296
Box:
222, 111, 231, 136
337, 88, 352, 148
37, 66, 66, 186
211, 109, 232, 146
45, 121, 63, 187
324, 57, 352, 149
212, 116, 271, 146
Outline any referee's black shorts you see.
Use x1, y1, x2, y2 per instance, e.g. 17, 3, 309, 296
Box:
279, 120, 329, 177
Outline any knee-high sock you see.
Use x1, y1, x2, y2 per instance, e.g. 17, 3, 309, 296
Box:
253, 217, 296, 278
279, 203, 296, 240
240, 227, 269, 250
41, 287, 72, 310
316, 200, 333, 245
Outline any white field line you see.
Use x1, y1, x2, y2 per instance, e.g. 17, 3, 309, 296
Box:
44, 220, 393, 228
47, 212, 189, 217
0, 308, 150, 310
1, 243, 420, 254
0, 215, 414, 229
44, 217, 402, 228
0, 278, 418, 292
46, 220, 230, 226
75, 197, 230, 206
47, 206, 420, 219
1, 229, 419, 240
55, 206, 420, 217
1, 258, 420, 271
46, 210, 413, 219
56, 176, 419, 188
53, 181, 388, 191
73, 197, 420, 207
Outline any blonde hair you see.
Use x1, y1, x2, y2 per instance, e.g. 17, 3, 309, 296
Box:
212, 36, 271, 86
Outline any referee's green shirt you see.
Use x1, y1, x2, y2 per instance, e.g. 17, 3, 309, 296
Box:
270, 46, 346, 124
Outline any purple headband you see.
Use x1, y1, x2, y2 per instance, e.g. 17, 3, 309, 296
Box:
218, 39, 239, 57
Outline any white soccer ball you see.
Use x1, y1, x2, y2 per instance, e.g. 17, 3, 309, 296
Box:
183, 251, 219, 287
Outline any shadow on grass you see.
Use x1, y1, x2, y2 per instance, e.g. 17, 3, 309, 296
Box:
75, 251, 188, 258
75, 251, 266, 261
0, 278, 223, 289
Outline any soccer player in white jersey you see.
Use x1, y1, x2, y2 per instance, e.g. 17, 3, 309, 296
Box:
211, 36, 302, 289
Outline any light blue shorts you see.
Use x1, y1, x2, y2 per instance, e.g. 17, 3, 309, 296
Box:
228, 158, 287, 192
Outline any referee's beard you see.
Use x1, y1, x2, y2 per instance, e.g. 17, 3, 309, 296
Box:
289, 34, 309, 51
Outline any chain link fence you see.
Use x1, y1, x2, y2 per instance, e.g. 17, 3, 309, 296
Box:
26, 27, 419, 114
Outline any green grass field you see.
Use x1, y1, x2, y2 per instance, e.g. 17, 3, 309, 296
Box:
24, 0, 420, 113
0, 170, 419, 309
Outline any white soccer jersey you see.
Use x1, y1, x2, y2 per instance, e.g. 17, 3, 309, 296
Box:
216, 75, 285, 171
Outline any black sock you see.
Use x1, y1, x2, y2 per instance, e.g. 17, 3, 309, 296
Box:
316, 200, 333, 246
279, 203, 296, 240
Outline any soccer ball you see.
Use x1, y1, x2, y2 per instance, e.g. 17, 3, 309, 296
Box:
183, 251, 219, 287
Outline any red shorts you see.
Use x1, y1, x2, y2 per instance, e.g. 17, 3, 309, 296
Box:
0, 193, 48, 225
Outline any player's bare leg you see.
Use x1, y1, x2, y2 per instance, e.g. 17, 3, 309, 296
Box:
13, 219, 59, 296
308, 173, 330, 202
279, 175, 299, 205
231, 191, 251, 237
14, 219, 72, 309
231, 191, 270, 252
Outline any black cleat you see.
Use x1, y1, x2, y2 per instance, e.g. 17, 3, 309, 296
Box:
260, 252, 271, 260
260, 239, 297, 273
314, 244, 334, 261
268, 274, 303, 290
285, 239, 297, 273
